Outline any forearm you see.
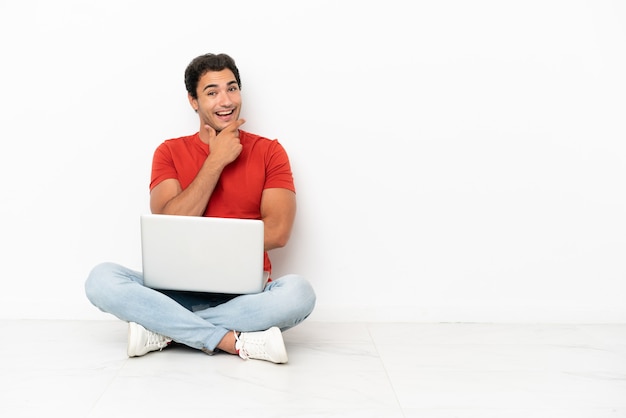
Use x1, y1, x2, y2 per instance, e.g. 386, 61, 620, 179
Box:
153, 158, 225, 216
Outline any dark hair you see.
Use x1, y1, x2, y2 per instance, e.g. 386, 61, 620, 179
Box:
184, 53, 241, 99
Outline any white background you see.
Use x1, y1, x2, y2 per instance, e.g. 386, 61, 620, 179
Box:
1, 0, 624, 322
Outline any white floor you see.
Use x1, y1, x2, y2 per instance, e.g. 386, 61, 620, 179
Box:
1, 320, 625, 417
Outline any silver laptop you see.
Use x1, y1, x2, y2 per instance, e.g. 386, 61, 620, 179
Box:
140, 214, 269, 294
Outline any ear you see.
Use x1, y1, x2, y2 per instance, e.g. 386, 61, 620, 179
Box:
188, 93, 198, 112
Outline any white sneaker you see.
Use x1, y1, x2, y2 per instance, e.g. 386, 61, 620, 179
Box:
235, 327, 288, 364
127, 322, 172, 357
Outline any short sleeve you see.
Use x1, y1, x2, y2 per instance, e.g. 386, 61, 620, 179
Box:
149, 142, 178, 191
265, 140, 296, 193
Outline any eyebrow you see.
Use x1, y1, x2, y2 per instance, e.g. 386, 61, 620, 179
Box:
202, 80, 238, 92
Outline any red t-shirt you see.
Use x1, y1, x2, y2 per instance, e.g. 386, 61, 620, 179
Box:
150, 130, 295, 273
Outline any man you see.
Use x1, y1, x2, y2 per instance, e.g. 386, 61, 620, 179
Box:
85, 53, 316, 364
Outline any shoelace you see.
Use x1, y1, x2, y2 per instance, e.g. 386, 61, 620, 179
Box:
145, 330, 169, 351
235, 331, 268, 360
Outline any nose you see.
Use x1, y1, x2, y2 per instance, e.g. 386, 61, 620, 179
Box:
218, 90, 233, 107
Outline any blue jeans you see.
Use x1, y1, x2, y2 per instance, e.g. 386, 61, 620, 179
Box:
84, 262, 316, 352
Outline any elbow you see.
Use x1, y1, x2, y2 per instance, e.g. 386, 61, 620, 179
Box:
274, 235, 290, 249
267, 231, 291, 250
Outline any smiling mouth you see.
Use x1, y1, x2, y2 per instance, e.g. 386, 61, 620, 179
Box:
216, 109, 235, 117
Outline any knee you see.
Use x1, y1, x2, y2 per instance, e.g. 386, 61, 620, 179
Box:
279, 274, 316, 318
84, 262, 122, 306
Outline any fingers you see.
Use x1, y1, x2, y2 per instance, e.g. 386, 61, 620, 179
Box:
224, 118, 246, 133
204, 123, 217, 139
204, 118, 245, 137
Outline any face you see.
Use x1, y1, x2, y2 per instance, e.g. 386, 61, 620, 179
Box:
189, 69, 242, 132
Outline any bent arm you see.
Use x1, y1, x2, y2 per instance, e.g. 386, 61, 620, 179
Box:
261, 188, 296, 251
150, 157, 226, 216
151, 121, 244, 215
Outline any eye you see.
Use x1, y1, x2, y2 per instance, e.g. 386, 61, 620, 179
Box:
228, 86, 239, 92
